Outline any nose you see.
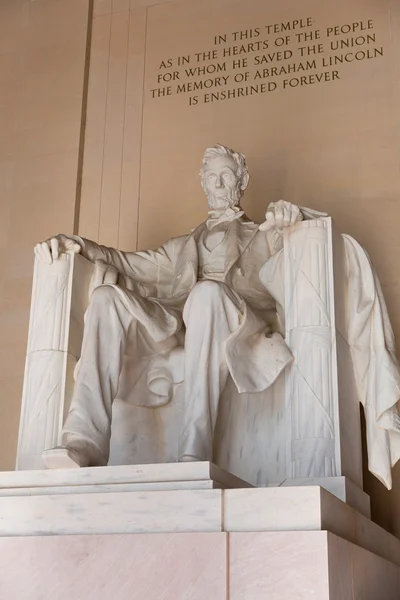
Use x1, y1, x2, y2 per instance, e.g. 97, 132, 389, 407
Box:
214, 175, 223, 189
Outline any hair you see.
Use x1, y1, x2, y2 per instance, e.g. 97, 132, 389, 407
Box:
200, 144, 249, 194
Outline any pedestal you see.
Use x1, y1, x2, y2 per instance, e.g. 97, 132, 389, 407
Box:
0, 463, 398, 598
1, 530, 399, 600
281, 475, 370, 518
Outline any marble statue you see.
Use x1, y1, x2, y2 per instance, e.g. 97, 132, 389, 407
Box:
29, 144, 400, 491
36, 145, 303, 467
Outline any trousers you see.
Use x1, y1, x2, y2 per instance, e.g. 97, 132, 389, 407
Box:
62, 280, 243, 465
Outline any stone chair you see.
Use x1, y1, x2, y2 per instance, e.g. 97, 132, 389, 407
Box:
16, 218, 370, 515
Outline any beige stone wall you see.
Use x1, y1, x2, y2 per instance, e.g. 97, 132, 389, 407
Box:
0, 0, 90, 469
1, 0, 400, 536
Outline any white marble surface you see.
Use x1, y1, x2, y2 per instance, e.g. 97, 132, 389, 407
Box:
0, 481, 224, 496
281, 218, 340, 479
0, 461, 251, 490
0, 477, 398, 570
16, 252, 94, 471
224, 487, 400, 567
0, 489, 222, 536
224, 487, 323, 533
281, 476, 370, 518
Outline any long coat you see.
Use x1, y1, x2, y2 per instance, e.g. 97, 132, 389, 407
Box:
78, 215, 292, 406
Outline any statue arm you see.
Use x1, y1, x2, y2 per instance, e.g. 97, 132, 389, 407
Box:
76, 235, 179, 286
35, 233, 183, 291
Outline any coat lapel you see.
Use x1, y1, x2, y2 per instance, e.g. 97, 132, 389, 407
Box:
225, 217, 259, 276
171, 222, 205, 296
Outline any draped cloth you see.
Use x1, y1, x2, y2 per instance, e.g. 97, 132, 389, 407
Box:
344, 235, 400, 489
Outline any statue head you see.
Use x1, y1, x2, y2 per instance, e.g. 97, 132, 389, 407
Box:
200, 144, 250, 211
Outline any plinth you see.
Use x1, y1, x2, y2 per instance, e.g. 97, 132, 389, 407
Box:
0, 463, 399, 599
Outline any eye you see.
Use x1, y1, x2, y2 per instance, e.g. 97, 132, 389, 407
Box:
223, 173, 231, 180
208, 174, 216, 180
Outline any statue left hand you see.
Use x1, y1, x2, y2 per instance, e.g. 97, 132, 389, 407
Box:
259, 200, 303, 232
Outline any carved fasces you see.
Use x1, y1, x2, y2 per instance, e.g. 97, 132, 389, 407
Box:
16, 253, 94, 470
284, 218, 339, 478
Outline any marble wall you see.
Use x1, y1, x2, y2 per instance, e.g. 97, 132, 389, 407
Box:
1, 0, 400, 537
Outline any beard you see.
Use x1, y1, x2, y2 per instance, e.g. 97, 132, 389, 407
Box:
207, 187, 241, 210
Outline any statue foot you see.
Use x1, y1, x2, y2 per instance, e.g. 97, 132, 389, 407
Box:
179, 454, 204, 462
42, 436, 108, 469
42, 446, 86, 469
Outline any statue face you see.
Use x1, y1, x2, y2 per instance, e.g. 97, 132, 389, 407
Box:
201, 155, 242, 210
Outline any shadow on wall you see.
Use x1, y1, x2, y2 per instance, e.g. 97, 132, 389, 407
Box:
361, 405, 392, 534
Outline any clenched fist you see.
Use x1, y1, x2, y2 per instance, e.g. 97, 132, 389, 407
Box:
259, 200, 303, 232
34, 234, 82, 264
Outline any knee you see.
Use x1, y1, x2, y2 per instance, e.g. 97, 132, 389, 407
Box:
89, 285, 122, 309
192, 279, 224, 297
188, 280, 225, 303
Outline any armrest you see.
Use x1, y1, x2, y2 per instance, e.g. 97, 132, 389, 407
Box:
282, 217, 362, 485
16, 252, 94, 470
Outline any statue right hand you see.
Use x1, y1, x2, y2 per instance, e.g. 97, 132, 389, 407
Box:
34, 234, 81, 264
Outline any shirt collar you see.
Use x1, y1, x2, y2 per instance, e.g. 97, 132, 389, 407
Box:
206, 206, 244, 230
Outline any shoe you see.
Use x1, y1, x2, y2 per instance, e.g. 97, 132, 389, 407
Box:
42, 446, 87, 469
42, 439, 108, 469
178, 454, 203, 462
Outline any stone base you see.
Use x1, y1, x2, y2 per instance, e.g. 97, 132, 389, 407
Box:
0, 461, 252, 493
0, 463, 398, 571
0, 464, 399, 598
0, 531, 398, 599
281, 475, 371, 518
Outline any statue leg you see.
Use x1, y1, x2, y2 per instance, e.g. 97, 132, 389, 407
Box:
179, 280, 243, 462
47, 285, 138, 467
